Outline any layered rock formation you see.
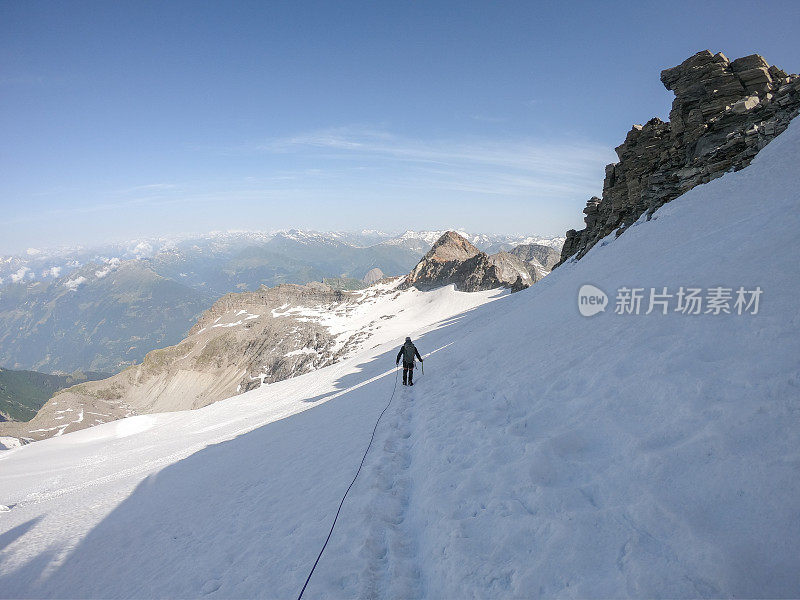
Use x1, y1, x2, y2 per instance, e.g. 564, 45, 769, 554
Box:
510, 243, 561, 274
403, 232, 540, 292
0, 281, 396, 442
560, 50, 800, 264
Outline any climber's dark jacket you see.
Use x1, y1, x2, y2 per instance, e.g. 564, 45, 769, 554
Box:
396, 341, 422, 366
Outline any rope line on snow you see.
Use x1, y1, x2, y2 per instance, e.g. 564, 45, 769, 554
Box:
297, 365, 400, 600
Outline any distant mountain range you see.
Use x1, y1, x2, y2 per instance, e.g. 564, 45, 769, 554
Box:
0, 231, 561, 443
0, 260, 214, 374
0, 230, 563, 374
1, 229, 564, 290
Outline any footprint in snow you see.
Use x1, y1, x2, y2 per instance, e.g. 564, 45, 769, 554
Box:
201, 579, 222, 595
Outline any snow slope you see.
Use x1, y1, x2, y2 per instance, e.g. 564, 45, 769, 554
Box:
2, 120, 800, 598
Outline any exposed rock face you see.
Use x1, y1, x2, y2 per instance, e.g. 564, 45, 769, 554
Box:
487, 252, 537, 287
423, 231, 481, 262
0, 281, 402, 442
559, 50, 800, 264
363, 267, 384, 284
510, 243, 562, 273
403, 232, 541, 292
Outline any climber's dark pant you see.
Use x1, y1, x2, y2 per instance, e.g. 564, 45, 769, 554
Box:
402, 361, 414, 385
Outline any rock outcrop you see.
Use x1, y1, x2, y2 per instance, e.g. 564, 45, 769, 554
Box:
487, 252, 538, 287
0, 281, 399, 442
363, 267, 384, 284
559, 50, 800, 264
510, 243, 562, 274
403, 232, 540, 292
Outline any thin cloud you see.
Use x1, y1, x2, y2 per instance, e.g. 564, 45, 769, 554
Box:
4, 191, 183, 225
5, 127, 614, 243
113, 183, 178, 195
259, 126, 610, 171
468, 114, 508, 123
254, 125, 614, 197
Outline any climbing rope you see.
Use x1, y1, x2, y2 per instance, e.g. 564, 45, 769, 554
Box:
297, 365, 400, 600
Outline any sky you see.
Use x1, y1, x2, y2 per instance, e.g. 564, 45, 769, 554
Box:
2, 0, 799, 254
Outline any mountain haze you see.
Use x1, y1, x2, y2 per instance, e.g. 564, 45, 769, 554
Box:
0, 261, 212, 374
1, 230, 561, 375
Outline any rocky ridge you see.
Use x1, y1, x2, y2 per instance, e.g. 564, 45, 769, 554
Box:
509, 243, 561, 276
2, 230, 562, 375
559, 50, 800, 264
0, 281, 390, 442
403, 231, 541, 292
0, 234, 548, 444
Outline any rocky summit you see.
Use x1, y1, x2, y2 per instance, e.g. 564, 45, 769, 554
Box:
362, 267, 384, 284
559, 50, 800, 264
509, 243, 561, 274
403, 231, 540, 292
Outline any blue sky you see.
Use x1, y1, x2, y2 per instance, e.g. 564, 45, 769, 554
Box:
2, 0, 799, 254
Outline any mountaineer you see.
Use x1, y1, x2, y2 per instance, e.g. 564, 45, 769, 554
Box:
396, 336, 423, 386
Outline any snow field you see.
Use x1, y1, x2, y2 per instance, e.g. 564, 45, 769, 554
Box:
307, 118, 800, 598
0, 285, 503, 597
1, 119, 799, 598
